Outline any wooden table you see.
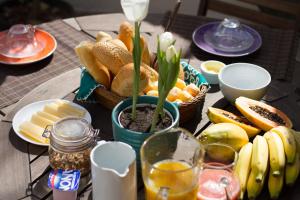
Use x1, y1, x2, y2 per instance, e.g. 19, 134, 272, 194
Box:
0, 13, 300, 200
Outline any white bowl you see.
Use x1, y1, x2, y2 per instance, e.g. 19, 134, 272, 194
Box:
200, 60, 225, 84
218, 63, 271, 103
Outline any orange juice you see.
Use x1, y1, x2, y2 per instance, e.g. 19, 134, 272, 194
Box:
144, 159, 198, 200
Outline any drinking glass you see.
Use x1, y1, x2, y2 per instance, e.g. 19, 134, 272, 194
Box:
197, 143, 240, 200
140, 128, 204, 200
0, 24, 44, 58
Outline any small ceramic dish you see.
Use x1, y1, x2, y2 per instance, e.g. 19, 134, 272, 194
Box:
200, 60, 226, 84
218, 63, 271, 103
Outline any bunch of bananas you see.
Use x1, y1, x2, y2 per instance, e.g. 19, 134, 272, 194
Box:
234, 126, 300, 199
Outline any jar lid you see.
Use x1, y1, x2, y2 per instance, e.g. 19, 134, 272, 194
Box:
50, 117, 96, 152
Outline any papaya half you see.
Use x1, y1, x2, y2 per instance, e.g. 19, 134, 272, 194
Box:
235, 97, 292, 131
207, 107, 261, 138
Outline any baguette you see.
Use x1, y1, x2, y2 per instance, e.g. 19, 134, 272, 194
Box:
75, 41, 111, 88
118, 21, 151, 65
118, 21, 134, 51
111, 63, 149, 97
92, 40, 132, 75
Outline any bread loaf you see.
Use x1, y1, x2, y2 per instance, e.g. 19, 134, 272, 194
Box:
92, 40, 132, 75
111, 63, 149, 97
118, 21, 134, 51
75, 41, 111, 88
141, 63, 158, 82
96, 31, 112, 42
118, 21, 151, 65
110, 39, 128, 50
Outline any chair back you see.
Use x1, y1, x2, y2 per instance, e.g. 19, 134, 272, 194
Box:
198, 0, 300, 30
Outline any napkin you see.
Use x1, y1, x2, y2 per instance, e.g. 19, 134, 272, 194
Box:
76, 61, 209, 102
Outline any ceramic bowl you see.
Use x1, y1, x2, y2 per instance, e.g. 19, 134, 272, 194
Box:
218, 63, 271, 103
200, 60, 226, 84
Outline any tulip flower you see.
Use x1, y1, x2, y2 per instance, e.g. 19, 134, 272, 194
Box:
166, 45, 177, 63
159, 32, 175, 52
121, 0, 149, 22
150, 33, 181, 133
121, 0, 149, 120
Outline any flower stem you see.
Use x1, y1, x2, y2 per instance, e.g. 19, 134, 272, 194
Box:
131, 21, 141, 120
150, 92, 165, 133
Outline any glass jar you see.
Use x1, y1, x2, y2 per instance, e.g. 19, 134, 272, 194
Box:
45, 117, 98, 176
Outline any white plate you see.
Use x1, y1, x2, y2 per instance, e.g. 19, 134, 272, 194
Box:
12, 99, 92, 146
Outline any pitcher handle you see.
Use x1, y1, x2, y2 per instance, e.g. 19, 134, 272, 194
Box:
155, 187, 169, 200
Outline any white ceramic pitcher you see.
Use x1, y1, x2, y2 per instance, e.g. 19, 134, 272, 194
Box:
90, 141, 137, 200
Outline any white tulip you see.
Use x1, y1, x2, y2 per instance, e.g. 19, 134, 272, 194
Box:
159, 32, 175, 52
166, 45, 177, 63
121, 0, 149, 22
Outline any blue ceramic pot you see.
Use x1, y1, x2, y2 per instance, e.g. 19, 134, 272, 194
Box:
112, 96, 180, 163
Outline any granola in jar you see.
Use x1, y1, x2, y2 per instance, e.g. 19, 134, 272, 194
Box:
47, 117, 97, 175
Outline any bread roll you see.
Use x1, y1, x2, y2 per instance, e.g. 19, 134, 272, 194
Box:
110, 39, 128, 50
92, 40, 132, 75
96, 31, 112, 42
118, 21, 151, 65
179, 63, 185, 80
141, 63, 158, 82
75, 41, 111, 88
118, 21, 134, 51
141, 36, 151, 66
111, 63, 149, 97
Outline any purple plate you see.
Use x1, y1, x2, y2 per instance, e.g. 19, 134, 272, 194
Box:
192, 22, 262, 57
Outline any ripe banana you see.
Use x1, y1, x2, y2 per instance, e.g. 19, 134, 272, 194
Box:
263, 131, 285, 176
271, 126, 296, 164
285, 151, 300, 186
251, 135, 269, 182
234, 142, 253, 200
247, 169, 266, 199
268, 169, 284, 199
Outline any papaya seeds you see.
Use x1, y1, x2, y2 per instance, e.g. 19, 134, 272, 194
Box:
249, 105, 286, 126
235, 97, 292, 131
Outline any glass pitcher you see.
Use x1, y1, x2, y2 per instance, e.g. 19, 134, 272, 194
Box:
140, 128, 204, 200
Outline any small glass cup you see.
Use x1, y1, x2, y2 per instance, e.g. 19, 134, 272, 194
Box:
204, 18, 254, 52
0, 24, 44, 58
140, 128, 204, 200
197, 143, 240, 200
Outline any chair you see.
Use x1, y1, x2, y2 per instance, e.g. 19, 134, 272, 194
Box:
197, 0, 300, 30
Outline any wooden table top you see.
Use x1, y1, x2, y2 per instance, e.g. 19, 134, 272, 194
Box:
0, 13, 300, 200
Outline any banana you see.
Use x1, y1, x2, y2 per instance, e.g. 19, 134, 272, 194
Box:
268, 169, 284, 199
285, 151, 300, 186
247, 169, 266, 199
263, 131, 285, 176
234, 142, 253, 200
271, 126, 296, 164
251, 135, 269, 182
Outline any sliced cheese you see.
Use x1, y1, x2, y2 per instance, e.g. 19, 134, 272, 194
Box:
36, 111, 61, 122
43, 103, 72, 118
19, 121, 49, 144
31, 113, 54, 129
55, 100, 86, 117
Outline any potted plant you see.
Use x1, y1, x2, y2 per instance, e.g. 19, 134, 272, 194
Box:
112, 0, 181, 163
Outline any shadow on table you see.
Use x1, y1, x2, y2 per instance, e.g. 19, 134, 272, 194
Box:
0, 55, 53, 87
207, 84, 220, 93
8, 127, 28, 154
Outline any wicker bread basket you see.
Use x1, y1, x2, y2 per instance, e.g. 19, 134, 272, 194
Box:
94, 82, 208, 124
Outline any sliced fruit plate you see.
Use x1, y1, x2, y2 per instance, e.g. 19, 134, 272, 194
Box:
12, 99, 92, 146
199, 97, 299, 199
